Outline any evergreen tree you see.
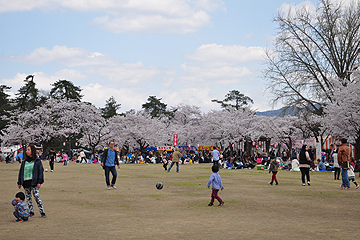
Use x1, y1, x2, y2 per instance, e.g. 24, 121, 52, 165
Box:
14, 75, 40, 111
142, 96, 175, 119
0, 85, 12, 139
50, 79, 83, 101
212, 90, 253, 111
101, 96, 121, 119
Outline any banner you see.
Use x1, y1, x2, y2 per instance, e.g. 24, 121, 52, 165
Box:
173, 134, 178, 146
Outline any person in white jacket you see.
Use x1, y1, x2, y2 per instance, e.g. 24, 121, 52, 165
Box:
332, 147, 340, 180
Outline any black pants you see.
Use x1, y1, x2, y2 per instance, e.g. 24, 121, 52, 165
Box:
300, 167, 310, 184
163, 162, 168, 171
49, 160, 54, 171
213, 160, 220, 167
334, 167, 340, 180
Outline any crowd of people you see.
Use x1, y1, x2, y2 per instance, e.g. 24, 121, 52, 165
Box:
6, 137, 360, 223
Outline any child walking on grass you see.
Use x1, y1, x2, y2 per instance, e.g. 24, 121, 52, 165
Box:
206, 165, 224, 206
348, 163, 359, 189
269, 158, 279, 186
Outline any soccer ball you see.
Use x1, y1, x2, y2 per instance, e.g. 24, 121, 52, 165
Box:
45, 169, 48, 172
156, 182, 163, 190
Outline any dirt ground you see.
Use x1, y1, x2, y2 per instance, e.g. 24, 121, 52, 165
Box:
0, 161, 359, 240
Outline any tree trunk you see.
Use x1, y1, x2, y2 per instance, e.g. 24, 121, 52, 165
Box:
355, 136, 360, 160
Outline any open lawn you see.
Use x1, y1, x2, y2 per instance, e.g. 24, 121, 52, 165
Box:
1, 161, 359, 240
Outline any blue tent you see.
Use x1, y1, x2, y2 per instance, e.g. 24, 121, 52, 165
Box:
14, 152, 23, 160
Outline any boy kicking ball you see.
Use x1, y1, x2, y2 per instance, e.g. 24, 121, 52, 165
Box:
207, 165, 224, 206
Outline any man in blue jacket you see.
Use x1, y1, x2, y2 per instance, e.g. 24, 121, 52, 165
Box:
100, 141, 120, 190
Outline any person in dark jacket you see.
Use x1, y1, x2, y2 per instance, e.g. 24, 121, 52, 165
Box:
297, 145, 311, 186
17, 145, 46, 218
268, 157, 279, 186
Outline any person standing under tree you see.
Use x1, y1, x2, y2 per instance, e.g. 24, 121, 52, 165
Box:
17, 145, 46, 218
211, 146, 220, 167
100, 141, 120, 190
48, 148, 56, 172
167, 147, 181, 173
298, 145, 311, 186
332, 144, 340, 180
338, 138, 351, 190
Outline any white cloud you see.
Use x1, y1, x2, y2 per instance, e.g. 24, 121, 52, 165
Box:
277, 1, 316, 17
180, 63, 252, 84
82, 83, 146, 110
161, 86, 216, 110
93, 11, 211, 35
185, 43, 265, 66
3, 45, 114, 67
0, 0, 226, 34
97, 62, 161, 84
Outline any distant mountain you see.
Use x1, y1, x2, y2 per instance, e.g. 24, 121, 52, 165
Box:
256, 106, 297, 117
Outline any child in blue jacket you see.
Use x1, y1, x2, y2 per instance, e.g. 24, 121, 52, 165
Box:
12, 192, 30, 222
206, 165, 224, 206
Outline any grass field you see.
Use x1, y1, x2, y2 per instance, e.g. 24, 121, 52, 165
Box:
1, 161, 359, 240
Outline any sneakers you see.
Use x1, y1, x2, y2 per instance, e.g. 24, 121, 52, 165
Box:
275, 183, 279, 186
340, 185, 345, 189
344, 187, 350, 190
218, 202, 224, 206
14, 219, 23, 223
111, 185, 117, 189
269, 182, 273, 185
107, 186, 111, 190
356, 185, 359, 189
41, 213, 46, 218
29, 213, 34, 218
302, 183, 305, 186
208, 203, 213, 206
51, 170, 54, 172
307, 181, 311, 186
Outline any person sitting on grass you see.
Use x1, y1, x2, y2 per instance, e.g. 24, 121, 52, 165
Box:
12, 192, 29, 223
206, 165, 224, 207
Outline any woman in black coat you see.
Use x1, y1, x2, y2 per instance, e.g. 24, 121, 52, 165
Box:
17, 145, 46, 218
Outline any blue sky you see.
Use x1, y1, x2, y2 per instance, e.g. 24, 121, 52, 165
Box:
0, 0, 319, 112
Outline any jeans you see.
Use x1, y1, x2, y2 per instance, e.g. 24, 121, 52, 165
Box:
300, 167, 310, 184
104, 166, 117, 186
168, 162, 179, 172
341, 165, 350, 187
13, 211, 21, 219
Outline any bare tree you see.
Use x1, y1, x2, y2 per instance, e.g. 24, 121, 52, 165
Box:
264, 0, 360, 116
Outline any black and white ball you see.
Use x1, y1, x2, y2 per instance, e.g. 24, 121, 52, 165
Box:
156, 182, 163, 190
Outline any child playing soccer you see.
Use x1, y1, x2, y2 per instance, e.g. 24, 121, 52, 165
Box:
12, 192, 30, 222
269, 158, 279, 186
206, 165, 224, 206
348, 162, 359, 189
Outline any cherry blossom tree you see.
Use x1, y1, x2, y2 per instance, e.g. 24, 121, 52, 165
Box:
323, 71, 360, 158
76, 103, 110, 154
1, 99, 84, 157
